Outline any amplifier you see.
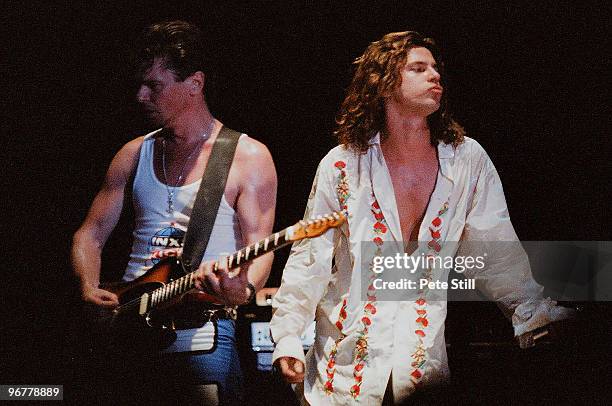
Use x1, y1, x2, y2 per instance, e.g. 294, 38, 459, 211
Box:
241, 287, 315, 371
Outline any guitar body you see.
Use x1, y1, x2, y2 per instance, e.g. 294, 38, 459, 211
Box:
99, 257, 215, 352
103, 258, 179, 302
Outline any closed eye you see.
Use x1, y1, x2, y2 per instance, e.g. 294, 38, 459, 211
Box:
407, 62, 438, 74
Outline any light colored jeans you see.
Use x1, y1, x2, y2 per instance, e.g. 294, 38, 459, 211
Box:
152, 319, 243, 405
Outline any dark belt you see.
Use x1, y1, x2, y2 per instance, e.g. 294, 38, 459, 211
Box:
169, 303, 237, 330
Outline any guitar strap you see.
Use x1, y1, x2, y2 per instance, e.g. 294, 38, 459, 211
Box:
181, 125, 241, 273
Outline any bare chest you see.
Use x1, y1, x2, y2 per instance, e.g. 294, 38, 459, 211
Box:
386, 162, 438, 242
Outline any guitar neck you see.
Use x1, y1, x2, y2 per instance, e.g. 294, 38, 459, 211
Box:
135, 211, 344, 315
145, 226, 295, 311
214, 228, 293, 272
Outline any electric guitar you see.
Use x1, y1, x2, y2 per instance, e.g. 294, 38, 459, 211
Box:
98, 211, 345, 351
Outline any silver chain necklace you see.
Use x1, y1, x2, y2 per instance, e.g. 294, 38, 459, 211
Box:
161, 122, 214, 214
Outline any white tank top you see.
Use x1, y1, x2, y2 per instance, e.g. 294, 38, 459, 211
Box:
123, 129, 244, 352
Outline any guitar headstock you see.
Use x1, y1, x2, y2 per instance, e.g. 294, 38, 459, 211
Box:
288, 211, 346, 241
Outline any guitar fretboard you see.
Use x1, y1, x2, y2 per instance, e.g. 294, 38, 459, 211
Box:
147, 228, 293, 310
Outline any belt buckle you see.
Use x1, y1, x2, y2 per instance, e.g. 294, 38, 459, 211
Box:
172, 305, 238, 330
206, 306, 238, 321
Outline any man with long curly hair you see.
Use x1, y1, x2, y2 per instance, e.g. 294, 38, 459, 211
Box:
270, 31, 573, 404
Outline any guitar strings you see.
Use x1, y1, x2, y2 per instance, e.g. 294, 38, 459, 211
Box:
113, 223, 316, 313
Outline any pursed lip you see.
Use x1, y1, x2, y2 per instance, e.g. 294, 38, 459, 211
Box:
428, 86, 443, 93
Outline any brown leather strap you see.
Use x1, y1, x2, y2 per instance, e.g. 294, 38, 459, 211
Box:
181, 126, 241, 273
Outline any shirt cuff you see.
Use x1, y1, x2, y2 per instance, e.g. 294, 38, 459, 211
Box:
512, 297, 576, 336
272, 335, 306, 366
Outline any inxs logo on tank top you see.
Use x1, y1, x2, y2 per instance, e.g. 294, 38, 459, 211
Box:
148, 224, 186, 264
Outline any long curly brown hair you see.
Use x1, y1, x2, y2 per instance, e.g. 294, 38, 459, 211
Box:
335, 31, 465, 153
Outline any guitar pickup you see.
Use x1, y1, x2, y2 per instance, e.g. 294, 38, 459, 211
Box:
139, 293, 150, 315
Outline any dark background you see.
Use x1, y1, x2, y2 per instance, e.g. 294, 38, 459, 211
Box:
3, 0, 611, 404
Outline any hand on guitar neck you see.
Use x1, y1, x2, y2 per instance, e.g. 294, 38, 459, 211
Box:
190, 211, 347, 306
193, 257, 252, 306
151, 247, 252, 306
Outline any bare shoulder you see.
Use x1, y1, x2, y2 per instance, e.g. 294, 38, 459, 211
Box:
106, 136, 145, 186
232, 135, 277, 194
234, 135, 275, 170
116, 136, 145, 161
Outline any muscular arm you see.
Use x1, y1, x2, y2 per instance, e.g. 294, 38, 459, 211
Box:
234, 137, 277, 291
194, 136, 277, 305
71, 137, 142, 306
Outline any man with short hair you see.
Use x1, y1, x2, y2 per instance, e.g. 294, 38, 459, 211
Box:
72, 20, 277, 404
270, 31, 573, 404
